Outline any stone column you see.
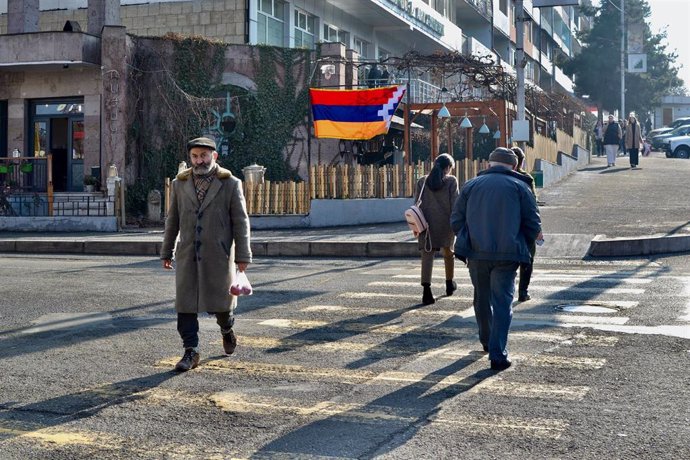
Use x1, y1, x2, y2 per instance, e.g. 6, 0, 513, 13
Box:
100, 26, 127, 187
7, 0, 39, 34
87, 0, 121, 36
318, 42, 346, 88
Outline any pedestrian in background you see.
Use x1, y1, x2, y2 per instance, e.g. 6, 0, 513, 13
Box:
594, 121, 604, 157
511, 146, 537, 302
413, 153, 459, 305
603, 115, 622, 167
625, 114, 644, 168
451, 147, 541, 370
161, 137, 252, 372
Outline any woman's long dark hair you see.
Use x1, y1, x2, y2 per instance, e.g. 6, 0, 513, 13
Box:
426, 153, 454, 191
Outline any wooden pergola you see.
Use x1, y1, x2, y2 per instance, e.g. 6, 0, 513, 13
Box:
402, 99, 510, 163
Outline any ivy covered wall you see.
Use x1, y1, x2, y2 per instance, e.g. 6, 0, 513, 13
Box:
125, 34, 312, 219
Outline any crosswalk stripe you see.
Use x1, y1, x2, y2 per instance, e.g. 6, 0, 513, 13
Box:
254, 315, 629, 335
391, 274, 654, 284
154, 358, 590, 402
368, 281, 645, 295
215, 336, 606, 370
140, 389, 567, 439
470, 380, 590, 401
337, 292, 638, 309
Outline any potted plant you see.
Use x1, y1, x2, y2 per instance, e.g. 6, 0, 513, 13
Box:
83, 175, 98, 192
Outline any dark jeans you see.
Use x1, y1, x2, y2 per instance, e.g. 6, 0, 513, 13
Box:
628, 148, 639, 166
177, 312, 234, 349
468, 259, 519, 362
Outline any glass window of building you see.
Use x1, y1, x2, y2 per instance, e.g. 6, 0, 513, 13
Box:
323, 24, 349, 46
294, 9, 315, 49
257, 0, 285, 46
499, 0, 508, 15
354, 37, 369, 58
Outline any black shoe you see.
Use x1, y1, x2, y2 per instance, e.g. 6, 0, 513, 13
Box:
422, 284, 435, 305
222, 329, 237, 355
445, 280, 457, 296
518, 292, 531, 302
175, 348, 200, 372
490, 359, 512, 371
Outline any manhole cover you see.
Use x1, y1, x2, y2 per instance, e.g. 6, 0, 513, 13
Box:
555, 304, 618, 314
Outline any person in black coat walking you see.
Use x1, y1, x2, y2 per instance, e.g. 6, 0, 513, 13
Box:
413, 153, 459, 305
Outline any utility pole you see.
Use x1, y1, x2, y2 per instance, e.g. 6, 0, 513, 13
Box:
620, 0, 625, 119
516, 0, 526, 149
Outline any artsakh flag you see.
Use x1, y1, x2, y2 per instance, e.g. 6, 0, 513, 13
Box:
310, 85, 406, 140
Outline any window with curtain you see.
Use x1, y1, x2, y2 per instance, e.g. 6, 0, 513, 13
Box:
294, 9, 315, 49
257, 0, 285, 46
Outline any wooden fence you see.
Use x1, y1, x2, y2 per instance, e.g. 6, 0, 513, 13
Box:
165, 126, 589, 216
241, 159, 487, 215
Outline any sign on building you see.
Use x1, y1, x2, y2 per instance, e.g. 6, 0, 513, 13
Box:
628, 54, 647, 73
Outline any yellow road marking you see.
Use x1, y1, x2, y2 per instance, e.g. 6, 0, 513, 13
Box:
155, 357, 590, 400
471, 379, 590, 401
208, 392, 567, 439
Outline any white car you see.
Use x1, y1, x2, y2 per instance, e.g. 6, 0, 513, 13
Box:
662, 134, 690, 159
649, 116, 690, 138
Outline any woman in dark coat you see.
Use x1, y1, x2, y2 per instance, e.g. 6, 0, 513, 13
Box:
413, 153, 459, 305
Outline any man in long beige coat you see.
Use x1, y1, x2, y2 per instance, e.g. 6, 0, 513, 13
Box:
161, 137, 252, 372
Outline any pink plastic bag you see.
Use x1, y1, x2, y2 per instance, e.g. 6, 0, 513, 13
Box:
230, 270, 253, 296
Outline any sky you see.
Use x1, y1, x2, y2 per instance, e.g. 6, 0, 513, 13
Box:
646, 0, 690, 90
593, 0, 690, 90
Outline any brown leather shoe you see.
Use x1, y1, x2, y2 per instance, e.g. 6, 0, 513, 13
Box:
174, 348, 200, 372
222, 329, 237, 355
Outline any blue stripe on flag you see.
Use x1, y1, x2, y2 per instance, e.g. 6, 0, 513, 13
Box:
312, 104, 393, 123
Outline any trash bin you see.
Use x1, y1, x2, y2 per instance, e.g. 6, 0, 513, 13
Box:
242, 164, 266, 184
531, 170, 543, 188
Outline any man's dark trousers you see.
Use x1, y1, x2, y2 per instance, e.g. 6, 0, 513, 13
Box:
177, 312, 234, 349
468, 259, 519, 362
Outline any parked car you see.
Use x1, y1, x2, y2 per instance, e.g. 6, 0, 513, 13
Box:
651, 123, 690, 149
648, 116, 690, 138
662, 134, 690, 159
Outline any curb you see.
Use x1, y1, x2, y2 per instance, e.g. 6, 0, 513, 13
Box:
0, 240, 419, 258
588, 234, 690, 257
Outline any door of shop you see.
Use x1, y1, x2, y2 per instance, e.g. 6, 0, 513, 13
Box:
30, 99, 85, 192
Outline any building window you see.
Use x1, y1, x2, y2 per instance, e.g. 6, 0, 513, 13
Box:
499, 0, 508, 15
294, 9, 315, 49
354, 37, 369, 58
323, 24, 349, 46
257, 0, 285, 46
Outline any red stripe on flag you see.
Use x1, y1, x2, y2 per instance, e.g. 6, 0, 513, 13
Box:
309, 86, 400, 106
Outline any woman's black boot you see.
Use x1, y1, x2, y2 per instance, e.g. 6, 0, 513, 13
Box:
446, 280, 457, 296
422, 283, 435, 305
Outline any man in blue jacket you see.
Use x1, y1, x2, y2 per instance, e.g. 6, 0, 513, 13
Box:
451, 147, 542, 370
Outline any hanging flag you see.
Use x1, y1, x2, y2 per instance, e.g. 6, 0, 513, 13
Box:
310, 85, 406, 140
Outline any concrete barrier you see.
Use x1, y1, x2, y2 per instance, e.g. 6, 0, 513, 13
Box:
588, 234, 690, 257
0, 216, 118, 232
534, 145, 590, 188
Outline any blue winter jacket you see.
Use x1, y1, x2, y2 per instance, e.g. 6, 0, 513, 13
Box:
451, 166, 541, 263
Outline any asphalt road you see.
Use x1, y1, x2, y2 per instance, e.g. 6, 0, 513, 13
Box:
0, 254, 689, 459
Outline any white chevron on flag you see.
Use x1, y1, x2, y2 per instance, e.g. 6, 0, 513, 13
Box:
378, 85, 406, 127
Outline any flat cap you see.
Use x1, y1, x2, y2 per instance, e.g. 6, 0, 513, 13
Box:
488, 147, 518, 167
187, 137, 217, 152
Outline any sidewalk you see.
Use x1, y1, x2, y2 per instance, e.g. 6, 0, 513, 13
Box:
1, 152, 688, 258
